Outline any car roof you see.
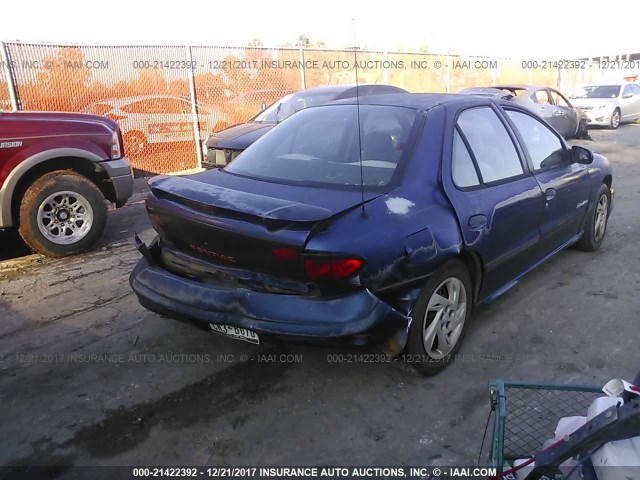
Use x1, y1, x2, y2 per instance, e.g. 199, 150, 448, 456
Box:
493, 84, 535, 90
581, 82, 636, 86
298, 84, 407, 96
327, 92, 502, 111
459, 87, 513, 97
87, 95, 191, 108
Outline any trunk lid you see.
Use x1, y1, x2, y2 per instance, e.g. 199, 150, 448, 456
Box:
146, 173, 378, 283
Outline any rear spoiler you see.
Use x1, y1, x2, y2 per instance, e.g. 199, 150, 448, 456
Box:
148, 175, 334, 226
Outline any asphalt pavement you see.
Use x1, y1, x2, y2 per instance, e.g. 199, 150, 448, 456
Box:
1, 126, 639, 470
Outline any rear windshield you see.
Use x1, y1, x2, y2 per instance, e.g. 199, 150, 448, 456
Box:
226, 104, 422, 189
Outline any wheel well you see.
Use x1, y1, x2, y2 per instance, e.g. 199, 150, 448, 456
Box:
459, 250, 483, 304
11, 157, 114, 225
603, 174, 612, 190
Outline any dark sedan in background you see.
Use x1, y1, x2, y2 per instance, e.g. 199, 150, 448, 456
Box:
202, 84, 407, 168
460, 85, 589, 140
131, 93, 613, 376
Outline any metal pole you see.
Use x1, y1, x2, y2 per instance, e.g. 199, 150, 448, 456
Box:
1, 42, 19, 111
299, 48, 306, 89
185, 45, 203, 170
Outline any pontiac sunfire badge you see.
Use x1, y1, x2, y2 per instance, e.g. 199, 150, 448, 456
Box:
576, 200, 588, 209
0, 141, 23, 149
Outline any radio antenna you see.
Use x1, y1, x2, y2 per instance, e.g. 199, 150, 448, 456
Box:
352, 18, 367, 219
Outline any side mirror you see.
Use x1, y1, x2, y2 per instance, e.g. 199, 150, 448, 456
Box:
571, 145, 593, 165
623, 92, 633, 99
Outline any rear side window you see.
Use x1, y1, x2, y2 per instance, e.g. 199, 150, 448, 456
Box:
452, 130, 480, 187
456, 107, 524, 183
506, 110, 566, 170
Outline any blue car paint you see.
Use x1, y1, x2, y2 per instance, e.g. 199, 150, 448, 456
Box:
131, 256, 410, 343
130, 93, 613, 349
205, 122, 274, 151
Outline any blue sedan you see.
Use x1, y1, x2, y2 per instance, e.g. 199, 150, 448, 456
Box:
130, 93, 613, 376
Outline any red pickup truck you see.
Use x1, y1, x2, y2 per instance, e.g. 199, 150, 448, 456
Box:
0, 110, 133, 257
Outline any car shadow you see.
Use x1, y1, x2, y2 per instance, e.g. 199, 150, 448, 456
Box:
0, 230, 33, 262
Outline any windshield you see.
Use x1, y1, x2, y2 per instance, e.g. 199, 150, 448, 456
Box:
572, 85, 621, 99
226, 104, 421, 189
251, 92, 340, 123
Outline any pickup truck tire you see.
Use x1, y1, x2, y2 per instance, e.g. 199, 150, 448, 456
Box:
18, 171, 108, 257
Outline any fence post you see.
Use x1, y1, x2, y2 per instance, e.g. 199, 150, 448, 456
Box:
1, 42, 19, 111
299, 48, 306, 89
185, 45, 203, 170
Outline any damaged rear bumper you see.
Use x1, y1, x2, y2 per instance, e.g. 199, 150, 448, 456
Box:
129, 245, 411, 353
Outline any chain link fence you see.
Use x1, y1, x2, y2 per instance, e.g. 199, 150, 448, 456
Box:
0, 41, 627, 175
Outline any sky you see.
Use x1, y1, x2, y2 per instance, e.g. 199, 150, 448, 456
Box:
3, 0, 639, 58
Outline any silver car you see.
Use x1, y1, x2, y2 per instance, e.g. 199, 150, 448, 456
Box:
459, 85, 589, 139
569, 83, 640, 129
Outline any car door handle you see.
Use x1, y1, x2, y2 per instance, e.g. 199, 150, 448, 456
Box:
545, 188, 557, 201
468, 214, 487, 231
552, 110, 565, 116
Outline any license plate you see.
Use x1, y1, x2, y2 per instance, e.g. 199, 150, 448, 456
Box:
209, 324, 260, 344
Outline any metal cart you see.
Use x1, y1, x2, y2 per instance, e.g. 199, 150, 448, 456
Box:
486, 378, 640, 479
488, 380, 603, 477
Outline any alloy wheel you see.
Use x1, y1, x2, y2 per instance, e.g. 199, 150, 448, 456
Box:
594, 193, 608, 241
611, 110, 620, 129
422, 277, 467, 359
37, 191, 94, 245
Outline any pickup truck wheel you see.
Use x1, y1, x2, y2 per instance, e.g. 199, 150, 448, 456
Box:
18, 171, 108, 257
405, 259, 472, 376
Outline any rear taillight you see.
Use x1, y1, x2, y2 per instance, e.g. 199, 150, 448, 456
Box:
272, 247, 298, 261
304, 257, 363, 280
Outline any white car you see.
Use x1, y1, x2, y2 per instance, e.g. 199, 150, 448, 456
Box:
569, 83, 640, 129
84, 95, 228, 156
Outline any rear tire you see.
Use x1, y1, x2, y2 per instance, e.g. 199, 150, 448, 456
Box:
18, 171, 108, 257
576, 184, 611, 252
405, 259, 472, 376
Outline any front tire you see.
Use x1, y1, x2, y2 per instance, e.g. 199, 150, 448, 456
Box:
18, 171, 108, 257
405, 259, 472, 376
610, 109, 621, 129
576, 184, 611, 252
